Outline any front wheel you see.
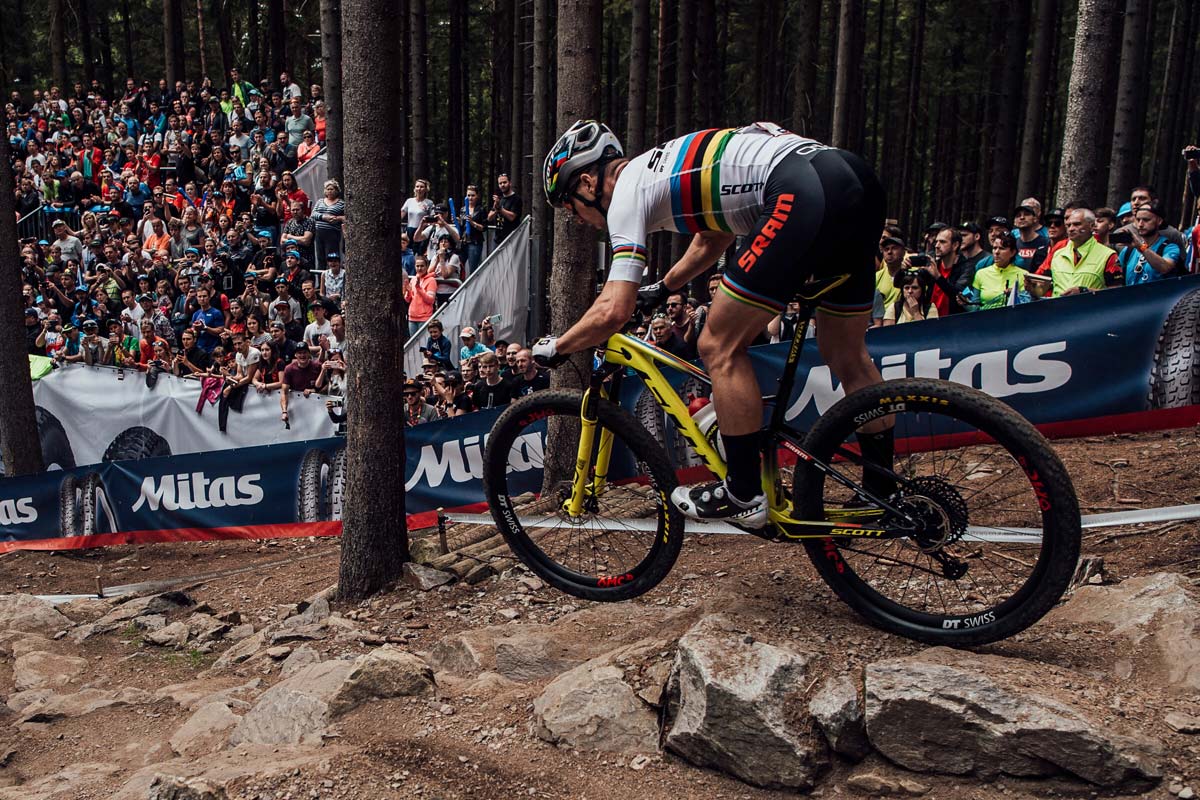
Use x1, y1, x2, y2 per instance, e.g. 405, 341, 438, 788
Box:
483, 390, 684, 601
797, 377, 1080, 646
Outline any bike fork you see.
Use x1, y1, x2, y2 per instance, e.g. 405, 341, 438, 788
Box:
566, 388, 615, 517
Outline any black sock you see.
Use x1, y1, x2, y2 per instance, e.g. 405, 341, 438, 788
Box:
721, 431, 762, 502
858, 428, 896, 498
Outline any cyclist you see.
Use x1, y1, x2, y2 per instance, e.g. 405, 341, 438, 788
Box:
534, 120, 891, 529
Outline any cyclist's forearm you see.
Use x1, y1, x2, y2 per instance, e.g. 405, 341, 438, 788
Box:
663, 232, 736, 291
557, 280, 638, 353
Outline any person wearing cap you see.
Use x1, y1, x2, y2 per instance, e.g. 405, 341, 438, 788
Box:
302, 295, 333, 353
70, 284, 98, 328
1118, 204, 1182, 287
55, 322, 83, 363
269, 277, 303, 321
1043, 208, 1067, 246
402, 378, 440, 426
1015, 197, 1047, 237
51, 218, 84, 264
874, 235, 907, 327
139, 292, 174, 342
269, 320, 300, 363
921, 221, 948, 254
320, 252, 345, 304
279, 345, 321, 424
78, 319, 108, 365
1012, 205, 1050, 271
458, 325, 490, 362
280, 248, 313, 293
274, 302, 305, 342
190, 286, 225, 352
1116, 202, 1135, 227
957, 221, 991, 273
23, 306, 45, 355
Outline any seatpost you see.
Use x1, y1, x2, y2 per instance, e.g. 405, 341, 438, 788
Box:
766, 300, 818, 432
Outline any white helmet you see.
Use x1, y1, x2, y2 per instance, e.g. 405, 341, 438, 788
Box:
543, 120, 623, 206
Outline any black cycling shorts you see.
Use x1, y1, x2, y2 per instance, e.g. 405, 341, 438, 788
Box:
720, 147, 885, 317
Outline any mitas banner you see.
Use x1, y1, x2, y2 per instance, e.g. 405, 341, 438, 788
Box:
3, 276, 1200, 551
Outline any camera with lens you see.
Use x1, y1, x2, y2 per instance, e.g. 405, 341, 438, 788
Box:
1109, 230, 1135, 246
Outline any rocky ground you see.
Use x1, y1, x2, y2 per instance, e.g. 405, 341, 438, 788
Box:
0, 430, 1198, 800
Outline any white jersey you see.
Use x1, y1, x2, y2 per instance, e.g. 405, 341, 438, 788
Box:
605, 123, 832, 283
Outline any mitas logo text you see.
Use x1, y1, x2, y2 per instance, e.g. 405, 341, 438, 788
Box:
131, 472, 264, 512
406, 432, 543, 491
0, 497, 37, 525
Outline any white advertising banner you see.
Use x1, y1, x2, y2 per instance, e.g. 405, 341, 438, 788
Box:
32, 364, 338, 470
404, 217, 531, 375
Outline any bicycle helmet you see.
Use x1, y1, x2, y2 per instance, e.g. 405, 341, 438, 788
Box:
543, 120, 624, 208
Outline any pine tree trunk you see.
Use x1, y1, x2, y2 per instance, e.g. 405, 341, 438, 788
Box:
268, 0, 285, 79
1150, 0, 1189, 192
50, 0, 67, 88
447, 0, 465, 195
1105, 0, 1148, 205
987, 0, 1029, 213
0, 134, 43, 477
1017, 0, 1058, 201
654, 0, 675, 141
248, 0, 260, 77
195, 0, 208, 79
320, 0, 344, 186
78, 0, 96, 85
674, 0, 694, 135
897, 0, 924, 231
546, 0, 601, 487
510, 0, 526, 194
338, 0, 409, 600
211, 0, 232, 80
1057, 0, 1121, 207
695, 0, 715, 126
791, 0, 820, 136
830, 0, 857, 148
530, 0, 552, 334
98, 4, 115, 96
626, 0, 649, 152
409, 0, 429, 182
164, 0, 178, 85
171, 0, 186, 79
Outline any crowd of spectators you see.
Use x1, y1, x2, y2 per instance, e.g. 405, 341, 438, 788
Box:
10, 68, 539, 428
12, 71, 1200, 429
635, 159, 1200, 341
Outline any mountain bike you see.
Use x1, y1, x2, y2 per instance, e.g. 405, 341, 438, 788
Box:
482, 275, 1081, 645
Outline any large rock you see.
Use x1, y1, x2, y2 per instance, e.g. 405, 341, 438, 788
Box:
155, 678, 261, 712
229, 660, 355, 746
329, 646, 434, 714
0, 594, 70, 634
533, 662, 659, 754
429, 626, 587, 682
0, 762, 121, 800
146, 622, 191, 648
494, 630, 583, 681
169, 702, 239, 757
864, 648, 1162, 788
809, 673, 870, 761
12, 650, 90, 691
1047, 572, 1200, 693
18, 687, 154, 723
70, 591, 195, 642
402, 562, 454, 591
147, 775, 227, 800
663, 615, 828, 790
113, 745, 340, 800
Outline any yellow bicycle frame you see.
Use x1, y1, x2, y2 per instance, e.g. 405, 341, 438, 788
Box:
566, 330, 890, 539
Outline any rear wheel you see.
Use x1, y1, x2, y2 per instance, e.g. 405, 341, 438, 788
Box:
797, 377, 1080, 646
483, 390, 683, 601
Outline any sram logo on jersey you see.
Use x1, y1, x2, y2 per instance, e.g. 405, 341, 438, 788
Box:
131, 472, 264, 512
0, 497, 37, 525
720, 181, 764, 196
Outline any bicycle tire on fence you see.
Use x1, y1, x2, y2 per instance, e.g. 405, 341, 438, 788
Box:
483, 389, 684, 602
796, 377, 1081, 646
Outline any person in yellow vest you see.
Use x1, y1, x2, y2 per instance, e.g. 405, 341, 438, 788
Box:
969, 233, 1026, 310
872, 234, 906, 326
1029, 208, 1123, 297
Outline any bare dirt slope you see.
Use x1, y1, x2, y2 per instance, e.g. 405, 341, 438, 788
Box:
0, 430, 1197, 799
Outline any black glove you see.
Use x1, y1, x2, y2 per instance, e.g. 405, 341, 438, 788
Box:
635, 280, 671, 316
531, 335, 568, 368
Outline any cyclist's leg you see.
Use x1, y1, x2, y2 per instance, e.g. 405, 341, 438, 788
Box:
807, 148, 893, 495
673, 156, 826, 524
